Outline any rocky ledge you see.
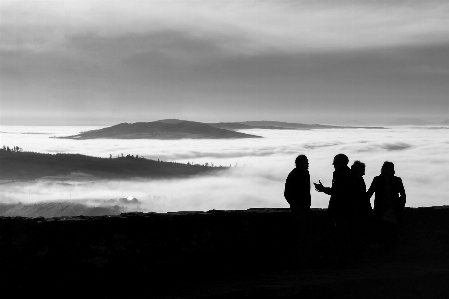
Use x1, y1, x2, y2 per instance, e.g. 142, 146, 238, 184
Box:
1, 207, 449, 298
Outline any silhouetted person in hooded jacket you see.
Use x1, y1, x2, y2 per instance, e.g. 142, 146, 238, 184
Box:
367, 161, 406, 255
284, 154, 311, 263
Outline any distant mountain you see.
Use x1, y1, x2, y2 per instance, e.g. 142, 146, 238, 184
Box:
0, 202, 132, 218
389, 118, 432, 126
0, 150, 222, 181
441, 119, 449, 125
209, 121, 384, 130
342, 120, 367, 126
56, 119, 261, 140
209, 122, 297, 130
240, 121, 343, 129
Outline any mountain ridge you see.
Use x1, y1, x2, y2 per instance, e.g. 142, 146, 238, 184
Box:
209, 121, 384, 130
389, 118, 433, 126
0, 150, 222, 181
56, 120, 261, 140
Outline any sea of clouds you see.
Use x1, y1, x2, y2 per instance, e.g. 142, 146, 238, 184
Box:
1, 126, 448, 212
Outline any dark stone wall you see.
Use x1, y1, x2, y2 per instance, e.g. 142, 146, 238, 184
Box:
1, 207, 449, 297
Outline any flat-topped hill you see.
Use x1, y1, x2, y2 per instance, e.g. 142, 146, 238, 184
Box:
0, 150, 222, 181
56, 119, 261, 140
210, 120, 384, 130
389, 118, 432, 126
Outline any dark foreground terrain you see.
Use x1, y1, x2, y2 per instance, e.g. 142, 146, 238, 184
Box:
0, 150, 222, 181
0, 201, 143, 218
1, 207, 449, 298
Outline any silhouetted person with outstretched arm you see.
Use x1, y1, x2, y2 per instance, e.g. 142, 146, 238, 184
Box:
314, 154, 355, 224
314, 154, 356, 261
366, 161, 406, 256
284, 154, 311, 264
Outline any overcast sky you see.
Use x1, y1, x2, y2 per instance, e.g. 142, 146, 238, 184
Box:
1, 0, 448, 125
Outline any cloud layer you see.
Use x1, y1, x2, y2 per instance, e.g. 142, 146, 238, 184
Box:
1, 127, 448, 212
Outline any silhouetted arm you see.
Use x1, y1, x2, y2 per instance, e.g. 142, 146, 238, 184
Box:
366, 178, 376, 201
284, 174, 293, 205
398, 178, 406, 207
322, 187, 332, 195
314, 180, 332, 195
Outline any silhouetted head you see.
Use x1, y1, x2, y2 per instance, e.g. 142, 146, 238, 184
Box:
381, 161, 395, 180
351, 160, 366, 178
295, 155, 309, 170
332, 154, 349, 171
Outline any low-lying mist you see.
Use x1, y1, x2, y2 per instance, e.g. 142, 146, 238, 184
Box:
1, 126, 448, 215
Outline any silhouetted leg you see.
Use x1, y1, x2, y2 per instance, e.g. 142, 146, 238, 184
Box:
380, 220, 399, 260
349, 217, 363, 262
335, 218, 353, 264
290, 207, 311, 266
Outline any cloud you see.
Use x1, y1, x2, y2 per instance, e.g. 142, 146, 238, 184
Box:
2, 30, 449, 126
2, 1, 449, 125
350, 142, 412, 152
1, 127, 448, 213
2, 0, 449, 53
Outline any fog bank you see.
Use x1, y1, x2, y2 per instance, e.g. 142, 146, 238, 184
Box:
1, 126, 448, 212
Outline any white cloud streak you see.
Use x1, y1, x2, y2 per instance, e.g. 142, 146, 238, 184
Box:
2, 0, 449, 52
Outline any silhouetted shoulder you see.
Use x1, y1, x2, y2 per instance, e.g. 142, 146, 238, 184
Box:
370, 175, 382, 186
394, 176, 403, 183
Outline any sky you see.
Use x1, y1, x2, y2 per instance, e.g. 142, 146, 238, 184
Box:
1, 0, 449, 125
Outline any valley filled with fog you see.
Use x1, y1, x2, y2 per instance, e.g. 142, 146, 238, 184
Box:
1, 126, 448, 213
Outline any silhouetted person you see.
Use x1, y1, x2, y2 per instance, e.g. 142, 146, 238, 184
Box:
284, 155, 311, 211
284, 154, 311, 264
314, 154, 356, 262
351, 160, 372, 216
351, 160, 372, 260
314, 154, 355, 223
367, 161, 406, 256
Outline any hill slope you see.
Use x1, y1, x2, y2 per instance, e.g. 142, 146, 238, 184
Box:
57, 119, 261, 140
210, 121, 384, 130
0, 202, 129, 217
389, 118, 432, 126
0, 150, 221, 181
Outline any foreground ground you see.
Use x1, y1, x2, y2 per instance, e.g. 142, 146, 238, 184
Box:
0, 207, 448, 298
152, 259, 449, 299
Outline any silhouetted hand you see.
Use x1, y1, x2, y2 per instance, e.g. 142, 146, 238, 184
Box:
314, 180, 325, 192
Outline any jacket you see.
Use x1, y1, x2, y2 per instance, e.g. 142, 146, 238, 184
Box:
366, 175, 406, 221
326, 166, 356, 219
284, 168, 311, 209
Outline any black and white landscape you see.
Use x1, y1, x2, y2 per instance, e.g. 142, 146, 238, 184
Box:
1, 0, 449, 215
2, 1, 449, 297
2, 123, 448, 215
